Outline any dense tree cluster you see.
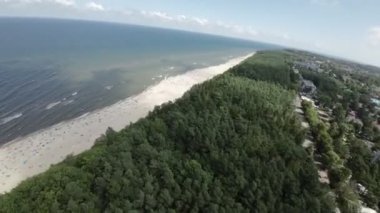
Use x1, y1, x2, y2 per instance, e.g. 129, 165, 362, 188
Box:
300, 71, 343, 108
302, 101, 342, 168
346, 137, 380, 208
230, 51, 299, 90
302, 93, 360, 212
0, 52, 335, 212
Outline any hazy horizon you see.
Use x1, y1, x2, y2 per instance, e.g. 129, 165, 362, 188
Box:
1, 15, 377, 69
1, 0, 379, 67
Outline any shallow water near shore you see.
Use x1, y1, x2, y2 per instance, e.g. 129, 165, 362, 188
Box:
0, 18, 276, 144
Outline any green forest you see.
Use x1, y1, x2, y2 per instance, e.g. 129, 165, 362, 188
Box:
0, 51, 339, 212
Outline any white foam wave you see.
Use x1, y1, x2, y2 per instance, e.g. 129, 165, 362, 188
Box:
72, 92, 78, 96
0, 113, 23, 125
78, 112, 89, 119
105, 85, 113, 90
63, 100, 74, 105
45, 101, 61, 110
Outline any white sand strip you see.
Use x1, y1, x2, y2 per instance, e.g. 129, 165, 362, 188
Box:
0, 53, 253, 194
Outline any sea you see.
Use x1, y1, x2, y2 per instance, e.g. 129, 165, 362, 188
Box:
0, 17, 277, 144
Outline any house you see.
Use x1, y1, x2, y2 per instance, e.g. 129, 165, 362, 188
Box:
318, 170, 330, 184
295, 107, 303, 114
293, 95, 302, 108
317, 109, 331, 122
301, 121, 310, 129
361, 140, 375, 149
357, 183, 368, 195
342, 75, 351, 83
301, 95, 316, 107
370, 98, 380, 106
373, 121, 380, 131
347, 116, 363, 126
361, 206, 377, 213
301, 79, 317, 96
294, 61, 320, 72
372, 151, 380, 164
302, 139, 313, 148
347, 111, 364, 127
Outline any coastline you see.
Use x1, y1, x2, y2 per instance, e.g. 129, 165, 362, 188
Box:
0, 53, 254, 194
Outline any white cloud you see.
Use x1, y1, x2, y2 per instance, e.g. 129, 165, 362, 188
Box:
192, 17, 208, 26
85, 2, 104, 11
136, 10, 260, 39
140, 11, 212, 27
0, 0, 75, 6
176, 15, 187, 22
369, 27, 380, 46
0, 2, 260, 44
215, 21, 257, 37
54, 0, 74, 6
150, 11, 173, 21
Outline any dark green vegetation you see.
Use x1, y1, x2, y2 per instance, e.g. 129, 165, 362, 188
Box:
0, 51, 336, 212
300, 71, 343, 108
302, 101, 359, 212
347, 137, 380, 208
230, 51, 299, 90
302, 101, 343, 169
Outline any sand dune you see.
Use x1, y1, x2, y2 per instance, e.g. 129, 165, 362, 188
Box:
0, 53, 253, 194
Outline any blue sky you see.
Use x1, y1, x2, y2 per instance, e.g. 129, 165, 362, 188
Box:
0, 0, 380, 66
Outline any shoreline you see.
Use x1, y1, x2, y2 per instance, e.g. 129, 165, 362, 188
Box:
0, 53, 254, 194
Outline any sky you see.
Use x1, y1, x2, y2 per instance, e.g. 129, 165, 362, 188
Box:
0, 0, 379, 66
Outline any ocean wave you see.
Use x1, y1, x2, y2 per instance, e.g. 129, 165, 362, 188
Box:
72, 92, 78, 96
45, 101, 61, 110
0, 113, 23, 125
62, 100, 74, 105
78, 112, 89, 119
105, 85, 113, 90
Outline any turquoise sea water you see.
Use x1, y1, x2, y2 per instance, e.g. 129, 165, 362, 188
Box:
0, 17, 278, 144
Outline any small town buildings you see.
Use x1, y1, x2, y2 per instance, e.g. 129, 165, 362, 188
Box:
318, 170, 330, 184
301, 95, 316, 107
301, 79, 317, 96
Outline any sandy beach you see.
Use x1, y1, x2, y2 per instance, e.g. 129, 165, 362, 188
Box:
0, 53, 253, 194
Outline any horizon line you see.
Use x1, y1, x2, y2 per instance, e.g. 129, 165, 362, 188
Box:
1, 15, 379, 69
